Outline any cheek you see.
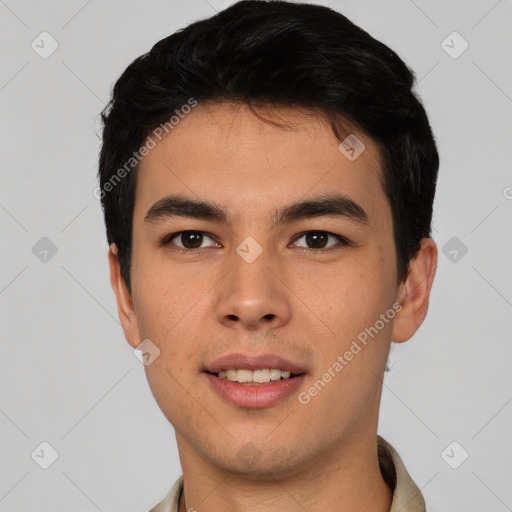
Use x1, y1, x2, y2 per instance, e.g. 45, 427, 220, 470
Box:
130, 256, 202, 373
311, 246, 396, 338
132, 247, 188, 329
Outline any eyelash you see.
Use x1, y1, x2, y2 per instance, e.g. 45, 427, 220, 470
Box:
159, 230, 350, 253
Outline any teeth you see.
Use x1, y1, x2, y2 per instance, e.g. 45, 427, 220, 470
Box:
252, 369, 270, 383
237, 369, 253, 383
216, 369, 295, 383
269, 369, 282, 381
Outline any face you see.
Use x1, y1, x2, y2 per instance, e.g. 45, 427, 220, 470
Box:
110, 101, 434, 479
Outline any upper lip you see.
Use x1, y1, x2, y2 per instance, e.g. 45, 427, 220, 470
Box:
204, 353, 307, 374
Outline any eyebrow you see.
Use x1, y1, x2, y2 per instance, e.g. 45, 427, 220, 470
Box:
144, 193, 368, 227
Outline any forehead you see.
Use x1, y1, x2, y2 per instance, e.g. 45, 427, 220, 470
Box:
134, 102, 388, 226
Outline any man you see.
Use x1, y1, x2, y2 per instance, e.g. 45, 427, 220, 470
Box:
97, 1, 438, 510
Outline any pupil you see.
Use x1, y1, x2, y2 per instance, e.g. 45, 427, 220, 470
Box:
305, 231, 327, 249
182, 231, 203, 249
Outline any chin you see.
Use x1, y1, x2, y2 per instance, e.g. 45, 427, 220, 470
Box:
205, 441, 309, 481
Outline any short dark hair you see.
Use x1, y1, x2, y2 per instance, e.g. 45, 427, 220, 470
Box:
98, 0, 439, 292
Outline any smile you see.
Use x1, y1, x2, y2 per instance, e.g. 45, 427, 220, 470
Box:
215, 368, 301, 384
205, 371, 306, 408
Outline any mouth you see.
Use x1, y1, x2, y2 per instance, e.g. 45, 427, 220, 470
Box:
206, 368, 305, 385
203, 353, 308, 408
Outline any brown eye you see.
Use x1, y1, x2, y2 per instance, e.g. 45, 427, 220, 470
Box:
305, 231, 328, 248
163, 230, 219, 250
178, 231, 204, 249
292, 231, 348, 250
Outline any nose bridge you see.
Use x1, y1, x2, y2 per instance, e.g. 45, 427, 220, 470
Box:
215, 238, 291, 330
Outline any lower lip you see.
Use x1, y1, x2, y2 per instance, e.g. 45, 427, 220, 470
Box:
205, 373, 306, 409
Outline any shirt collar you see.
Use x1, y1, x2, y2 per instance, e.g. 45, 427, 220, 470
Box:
378, 436, 426, 512
149, 436, 425, 512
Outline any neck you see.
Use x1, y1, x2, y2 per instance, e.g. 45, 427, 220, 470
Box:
176, 431, 393, 512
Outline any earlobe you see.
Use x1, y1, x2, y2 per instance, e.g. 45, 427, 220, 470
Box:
391, 238, 437, 343
108, 244, 141, 349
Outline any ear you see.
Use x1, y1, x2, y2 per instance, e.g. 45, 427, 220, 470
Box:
391, 238, 437, 343
108, 243, 141, 349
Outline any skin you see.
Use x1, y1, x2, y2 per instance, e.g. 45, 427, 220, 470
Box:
109, 102, 437, 512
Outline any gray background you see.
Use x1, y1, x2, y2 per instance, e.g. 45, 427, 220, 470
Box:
1, 0, 511, 510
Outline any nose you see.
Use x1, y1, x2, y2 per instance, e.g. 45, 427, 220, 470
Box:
214, 247, 292, 332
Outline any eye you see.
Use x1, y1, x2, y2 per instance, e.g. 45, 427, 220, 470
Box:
291, 231, 349, 250
161, 230, 221, 251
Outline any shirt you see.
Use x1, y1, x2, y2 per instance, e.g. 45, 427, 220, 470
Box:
149, 435, 425, 512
